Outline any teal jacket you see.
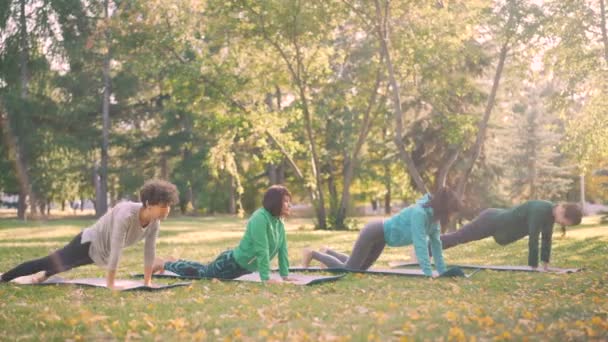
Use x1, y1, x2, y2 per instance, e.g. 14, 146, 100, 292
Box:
232, 208, 290, 281
383, 194, 446, 276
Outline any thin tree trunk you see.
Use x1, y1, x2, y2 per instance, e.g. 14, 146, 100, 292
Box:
456, 40, 509, 198
96, 0, 111, 217
0, 100, 32, 220
160, 153, 168, 179
384, 162, 392, 214
600, 0, 608, 63
228, 175, 236, 215
17, 0, 37, 218
335, 67, 383, 228
527, 112, 537, 199
373, 0, 427, 194
436, 148, 460, 190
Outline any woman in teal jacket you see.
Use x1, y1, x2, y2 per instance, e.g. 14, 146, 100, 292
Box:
302, 187, 461, 277
153, 185, 293, 283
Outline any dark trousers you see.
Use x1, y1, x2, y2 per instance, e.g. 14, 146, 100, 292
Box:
1, 233, 93, 282
440, 209, 502, 250
164, 250, 250, 279
312, 220, 386, 270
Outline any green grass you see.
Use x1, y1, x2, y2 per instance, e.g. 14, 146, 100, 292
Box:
0, 215, 607, 341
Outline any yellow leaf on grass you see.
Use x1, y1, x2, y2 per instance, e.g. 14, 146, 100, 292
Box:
522, 311, 534, 320
477, 316, 494, 327
233, 328, 243, 338
448, 326, 466, 342
535, 323, 544, 332
494, 331, 511, 340
193, 330, 207, 341
168, 318, 187, 331
444, 311, 458, 322
408, 311, 420, 320
586, 327, 598, 337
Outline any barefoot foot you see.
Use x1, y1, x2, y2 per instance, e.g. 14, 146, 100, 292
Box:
152, 257, 167, 274
301, 248, 313, 268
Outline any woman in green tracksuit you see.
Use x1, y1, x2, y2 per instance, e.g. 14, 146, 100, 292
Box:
153, 185, 293, 283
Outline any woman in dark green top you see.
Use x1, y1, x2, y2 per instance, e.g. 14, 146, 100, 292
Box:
440, 201, 582, 270
152, 185, 293, 283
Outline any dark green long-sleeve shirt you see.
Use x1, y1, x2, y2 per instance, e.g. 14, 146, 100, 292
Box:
490, 200, 555, 267
232, 208, 289, 281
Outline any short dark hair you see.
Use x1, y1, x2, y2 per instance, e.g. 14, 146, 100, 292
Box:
263, 185, 291, 217
424, 186, 462, 229
140, 179, 179, 207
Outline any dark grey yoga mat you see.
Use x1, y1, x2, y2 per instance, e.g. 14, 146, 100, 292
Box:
9, 274, 191, 292
284, 266, 479, 278
133, 271, 345, 285
388, 261, 582, 274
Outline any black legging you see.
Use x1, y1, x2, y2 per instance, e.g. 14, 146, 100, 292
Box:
440, 209, 503, 249
311, 220, 386, 270
1, 232, 93, 282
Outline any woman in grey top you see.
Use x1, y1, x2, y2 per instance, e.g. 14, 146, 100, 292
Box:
0, 179, 178, 290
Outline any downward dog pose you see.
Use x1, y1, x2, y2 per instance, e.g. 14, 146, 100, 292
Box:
439, 200, 582, 270
302, 187, 462, 277
153, 185, 294, 283
0, 180, 179, 290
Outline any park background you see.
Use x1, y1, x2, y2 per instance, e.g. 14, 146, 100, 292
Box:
0, 0, 607, 340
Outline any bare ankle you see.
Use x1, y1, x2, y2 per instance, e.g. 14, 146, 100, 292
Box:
301, 248, 313, 268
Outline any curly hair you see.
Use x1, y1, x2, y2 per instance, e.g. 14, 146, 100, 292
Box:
140, 179, 179, 207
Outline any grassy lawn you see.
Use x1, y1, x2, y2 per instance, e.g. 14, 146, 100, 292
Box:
0, 214, 607, 341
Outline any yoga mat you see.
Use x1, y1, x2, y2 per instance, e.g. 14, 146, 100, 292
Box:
388, 261, 582, 274
283, 266, 479, 278
133, 271, 345, 285
9, 274, 191, 292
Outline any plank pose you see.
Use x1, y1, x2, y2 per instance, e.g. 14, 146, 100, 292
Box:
153, 185, 294, 283
438, 200, 583, 270
302, 187, 461, 277
1, 180, 179, 290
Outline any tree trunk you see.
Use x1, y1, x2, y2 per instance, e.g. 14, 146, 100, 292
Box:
228, 175, 236, 215
296, 81, 327, 228
160, 153, 168, 179
600, 0, 608, 63
96, 0, 111, 217
580, 174, 585, 212
8, 0, 38, 219
373, 0, 427, 194
456, 40, 509, 198
527, 112, 537, 199
265, 88, 285, 186
335, 66, 383, 228
435, 148, 460, 190
0, 99, 32, 220
384, 163, 392, 214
